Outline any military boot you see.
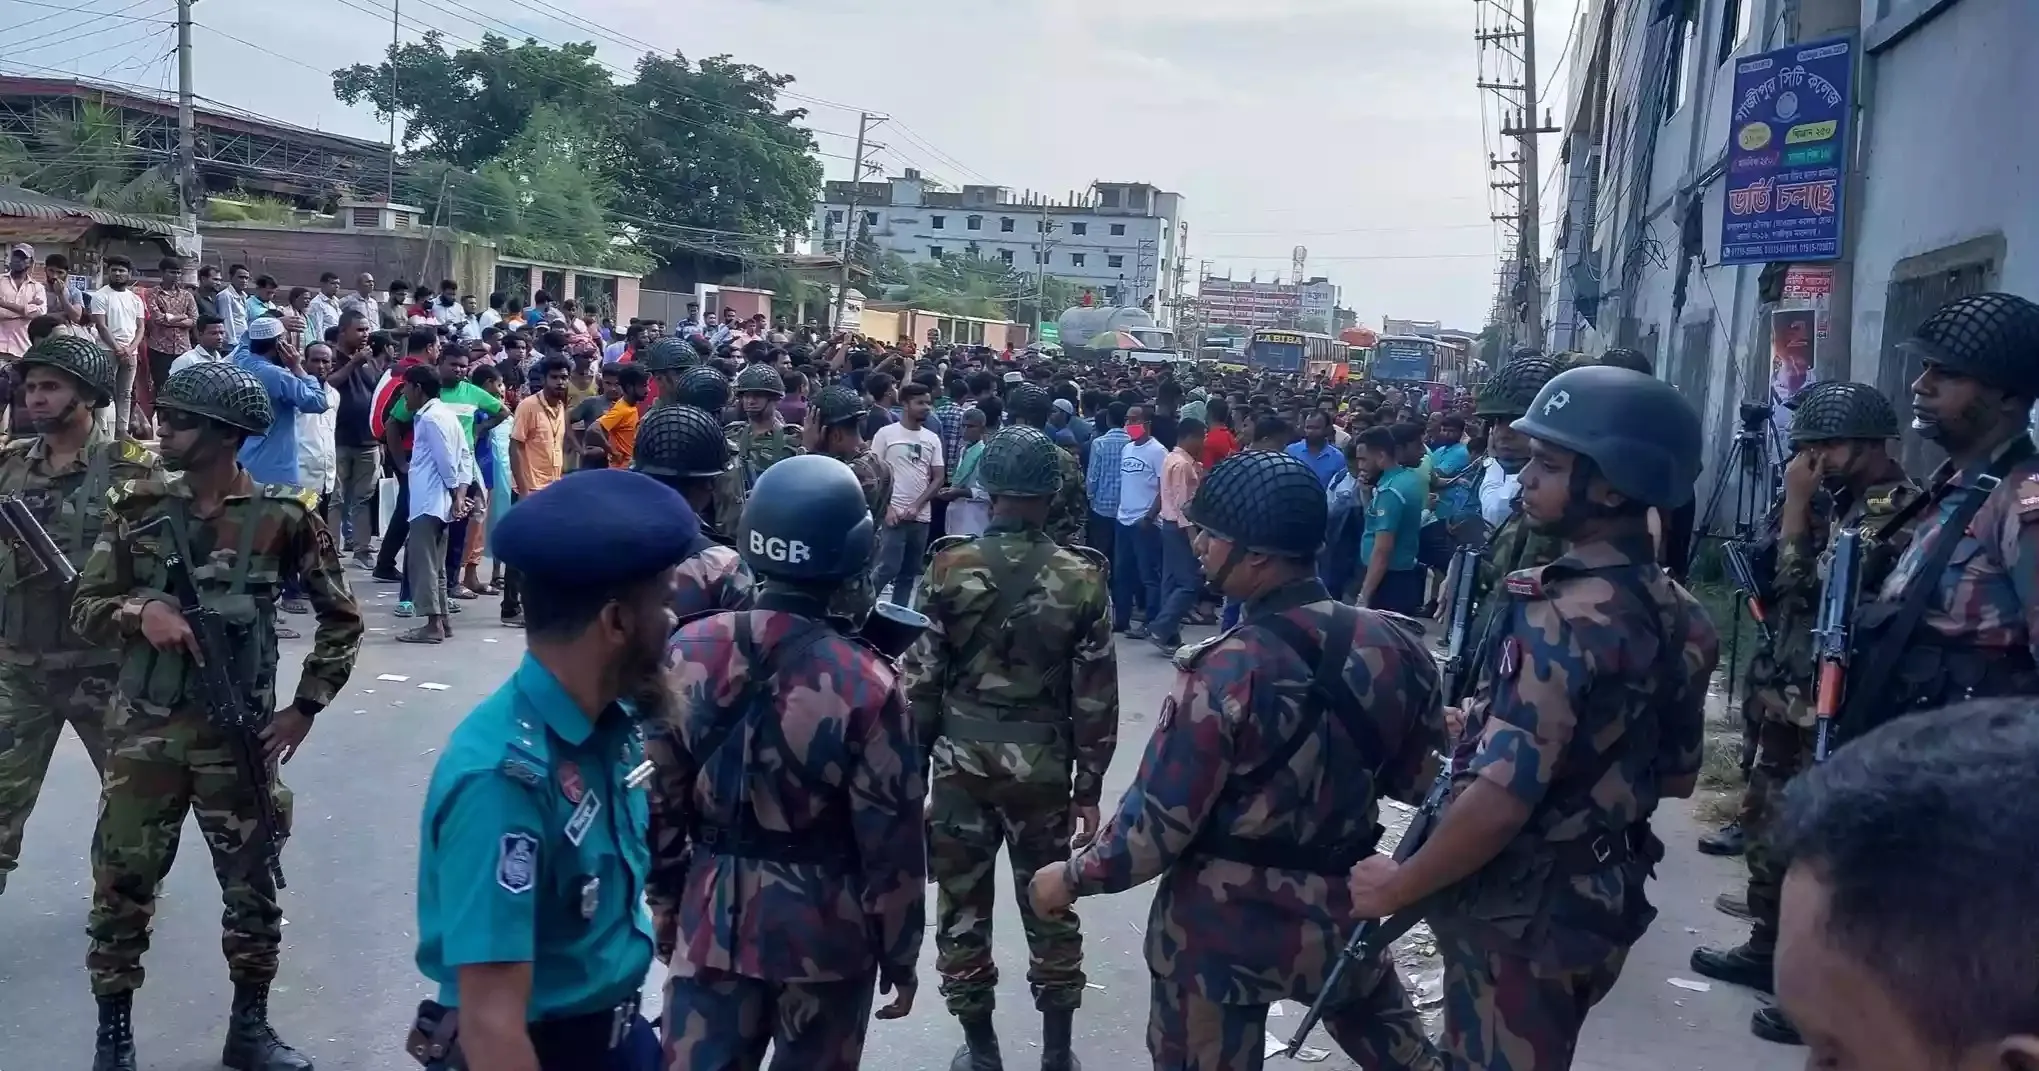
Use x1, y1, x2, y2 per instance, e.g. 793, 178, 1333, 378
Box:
222, 982, 314, 1071
1697, 821, 1745, 856
1689, 942, 1775, 994
1751, 1004, 1806, 1046
1041, 1008, 1081, 1071
951, 1014, 1004, 1071
94, 992, 137, 1071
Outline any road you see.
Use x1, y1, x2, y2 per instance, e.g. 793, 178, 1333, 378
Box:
0, 583, 1801, 1070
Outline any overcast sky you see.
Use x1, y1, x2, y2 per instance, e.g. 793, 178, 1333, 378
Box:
3, 0, 1578, 329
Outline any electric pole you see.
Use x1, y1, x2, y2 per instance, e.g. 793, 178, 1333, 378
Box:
387, 0, 400, 201
1477, 0, 1558, 349
175, 0, 196, 231
832, 111, 881, 331
1034, 199, 1055, 330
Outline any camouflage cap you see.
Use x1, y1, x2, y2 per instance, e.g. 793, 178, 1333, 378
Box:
734, 363, 785, 397
1004, 381, 1053, 426
1185, 450, 1328, 559
813, 384, 868, 427
632, 404, 731, 479
975, 424, 1064, 498
1899, 292, 2039, 397
1475, 354, 1567, 418
642, 336, 698, 374
674, 366, 731, 412
17, 333, 115, 407
157, 360, 274, 435
1789, 381, 1900, 443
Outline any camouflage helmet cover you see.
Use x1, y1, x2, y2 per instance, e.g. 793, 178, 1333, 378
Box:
674, 366, 731, 412
1899, 292, 2039, 397
975, 424, 1064, 498
1788, 381, 1900, 443
813, 384, 868, 427
1475, 354, 1568, 418
17, 333, 116, 407
632, 404, 732, 479
156, 361, 274, 435
642, 336, 698, 374
733, 363, 785, 398
1184, 450, 1329, 559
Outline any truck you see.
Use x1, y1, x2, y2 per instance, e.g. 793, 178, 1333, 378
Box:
1056, 305, 1176, 361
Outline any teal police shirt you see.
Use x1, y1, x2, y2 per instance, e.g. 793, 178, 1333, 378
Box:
1361, 464, 1425, 572
415, 654, 655, 1019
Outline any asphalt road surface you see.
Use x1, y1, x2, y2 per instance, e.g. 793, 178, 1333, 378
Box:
0, 585, 1801, 1070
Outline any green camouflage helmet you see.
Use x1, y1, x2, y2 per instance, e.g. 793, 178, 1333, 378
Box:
1475, 354, 1567, 418
17, 333, 116, 407
642, 336, 698, 374
674, 366, 731, 412
1789, 380, 1900, 443
156, 361, 274, 435
813, 384, 868, 427
976, 424, 1064, 498
734, 363, 785, 397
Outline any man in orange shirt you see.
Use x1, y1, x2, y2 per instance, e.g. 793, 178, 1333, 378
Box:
1149, 417, 1208, 653
501, 353, 570, 625
589, 363, 649, 468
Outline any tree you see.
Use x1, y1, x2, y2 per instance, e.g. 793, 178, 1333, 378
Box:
1298, 313, 1330, 334
0, 101, 177, 215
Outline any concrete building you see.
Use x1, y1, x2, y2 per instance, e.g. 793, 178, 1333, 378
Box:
1539, 0, 2032, 528
814, 171, 1186, 324
1199, 274, 1341, 332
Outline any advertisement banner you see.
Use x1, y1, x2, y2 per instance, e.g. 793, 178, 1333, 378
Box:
1720, 36, 1855, 265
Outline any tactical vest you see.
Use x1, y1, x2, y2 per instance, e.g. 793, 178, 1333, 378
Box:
119, 497, 275, 716
0, 444, 117, 656
937, 535, 1074, 751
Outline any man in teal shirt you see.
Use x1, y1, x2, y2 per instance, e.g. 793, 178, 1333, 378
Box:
1356, 425, 1426, 615
415, 469, 700, 1071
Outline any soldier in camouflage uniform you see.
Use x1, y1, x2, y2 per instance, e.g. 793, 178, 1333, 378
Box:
1346, 365, 1720, 1071
1689, 380, 1916, 1046
0, 336, 160, 895
671, 366, 754, 538
806, 384, 891, 627
1030, 450, 1445, 1071
1002, 382, 1091, 547
70, 361, 363, 1071
631, 403, 756, 614
1468, 354, 1570, 632
903, 425, 1117, 1071
728, 363, 803, 492
650, 454, 926, 1071
643, 335, 701, 407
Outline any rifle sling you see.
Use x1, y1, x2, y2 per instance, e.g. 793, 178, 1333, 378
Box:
951, 537, 1059, 674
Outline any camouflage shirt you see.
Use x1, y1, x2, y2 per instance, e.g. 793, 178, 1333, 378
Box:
648, 604, 926, 987
1441, 537, 1718, 968
825, 447, 892, 626
0, 436, 160, 665
901, 520, 1117, 804
725, 418, 804, 492
1046, 445, 1091, 548
706, 463, 748, 547
1064, 580, 1445, 1004
669, 544, 755, 623
70, 469, 363, 718
1875, 445, 2039, 660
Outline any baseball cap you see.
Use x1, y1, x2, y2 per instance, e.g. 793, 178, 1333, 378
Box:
8, 243, 32, 259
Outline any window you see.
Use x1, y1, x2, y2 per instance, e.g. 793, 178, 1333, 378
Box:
929, 246, 945, 259
999, 249, 1014, 265
1034, 251, 1047, 265
1107, 255, 1124, 268
1070, 253, 1087, 267
1879, 239, 2003, 473
1104, 286, 1122, 304
965, 242, 980, 257
863, 211, 879, 226
1037, 220, 1047, 233
1071, 222, 1088, 236
1664, 2, 1697, 119
826, 210, 843, 225
1109, 223, 1126, 236
967, 215, 982, 230
1718, 0, 1752, 64
931, 215, 946, 229
999, 217, 1015, 232
1099, 188, 1122, 208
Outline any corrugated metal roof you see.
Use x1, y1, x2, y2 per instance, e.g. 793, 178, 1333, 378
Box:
0, 185, 182, 237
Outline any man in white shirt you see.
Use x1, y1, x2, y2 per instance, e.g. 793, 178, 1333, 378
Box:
868, 380, 945, 606
306, 272, 344, 343
428, 279, 467, 332
170, 315, 231, 376
1111, 403, 1169, 636
477, 291, 505, 335
91, 254, 146, 437
396, 363, 469, 644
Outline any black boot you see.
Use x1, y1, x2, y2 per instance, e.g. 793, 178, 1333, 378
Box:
94, 992, 137, 1071
1689, 942, 1775, 994
1751, 1004, 1806, 1045
1697, 821, 1746, 856
950, 1014, 1004, 1071
1041, 1008, 1081, 1071
222, 982, 314, 1071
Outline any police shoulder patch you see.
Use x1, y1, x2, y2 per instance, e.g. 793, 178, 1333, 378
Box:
2013, 471, 2039, 517
263, 485, 321, 510
1503, 567, 1548, 598
496, 832, 538, 894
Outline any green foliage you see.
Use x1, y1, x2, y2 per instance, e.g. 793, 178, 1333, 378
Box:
0, 101, 178, 216
204, 195, 300, 224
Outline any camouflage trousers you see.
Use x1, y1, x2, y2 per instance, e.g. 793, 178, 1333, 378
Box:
1145, 963, 1441, 1071
87, 711, 294, 996
1742, 719, 1813, 952
929, 770, 1084, 1017
0, 659, 115, 884
662, 966, 875, 1071
1436, 933, 1628, 1071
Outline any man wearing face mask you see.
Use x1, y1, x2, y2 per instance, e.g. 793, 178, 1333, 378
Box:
0, 336, 159, 898
1844, 293, 2039, 734
1688, 379, 1917, 1046
414, 469, 693, 1071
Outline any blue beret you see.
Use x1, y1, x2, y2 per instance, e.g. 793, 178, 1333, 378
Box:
492, 468, 701, 583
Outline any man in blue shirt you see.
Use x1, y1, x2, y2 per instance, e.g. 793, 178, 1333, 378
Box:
415, 470, 698, 1071
1285, 410, 1346, 488
233, 314, 329, 486
1355, 425, 1427, 615
1084, 401, 1130, 568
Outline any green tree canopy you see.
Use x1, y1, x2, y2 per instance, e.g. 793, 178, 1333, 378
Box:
0, 101, 177, 215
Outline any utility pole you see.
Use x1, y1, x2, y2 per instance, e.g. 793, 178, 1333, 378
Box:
174, 0, 196, 231
386, 0, 400, 201
1477, 0, 1558, 349
832, 111, 879, 331
1034, 199, 1052, 328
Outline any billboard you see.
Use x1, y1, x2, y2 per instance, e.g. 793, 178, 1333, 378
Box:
1720, 36, 1854, 265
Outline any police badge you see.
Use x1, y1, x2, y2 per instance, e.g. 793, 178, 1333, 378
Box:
497, 833, 538, 894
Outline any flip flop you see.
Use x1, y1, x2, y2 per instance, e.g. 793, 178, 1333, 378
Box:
396, 627, 444, 644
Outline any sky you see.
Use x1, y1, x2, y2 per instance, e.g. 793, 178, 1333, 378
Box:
2, 0, 1580, 329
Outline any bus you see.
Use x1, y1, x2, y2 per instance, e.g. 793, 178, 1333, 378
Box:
1371, 334, 1442, 383
1246, 329, 1350, 373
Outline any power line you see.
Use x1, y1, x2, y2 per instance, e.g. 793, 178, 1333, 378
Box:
5, 0, 170, 55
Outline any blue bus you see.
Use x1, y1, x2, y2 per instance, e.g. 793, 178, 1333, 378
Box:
1246, 329, 1348, 373
1370, 334, 1440, 382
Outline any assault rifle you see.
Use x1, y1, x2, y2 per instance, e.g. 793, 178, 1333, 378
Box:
0, 495, 77, 584
1438, 547, 1481, 701
162, 553, 289, 890
1720, 541, 1774, 647
1810, 528, 1862, 763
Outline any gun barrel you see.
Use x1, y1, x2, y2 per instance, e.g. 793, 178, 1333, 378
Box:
0, 498, 78, 584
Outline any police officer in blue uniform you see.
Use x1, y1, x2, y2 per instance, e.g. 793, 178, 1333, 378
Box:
412, 468, 699, 1071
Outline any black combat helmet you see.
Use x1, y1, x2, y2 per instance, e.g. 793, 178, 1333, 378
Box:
641, 336, 697, 374
1789, 381, 1900, 443
156, 361, 274, 435
813, 384, 868, 427
632, 404, 732, 479
975, 425, 1064, 498
1184, 450, 1329, 560
1475, 354, 1567, 419
737, 454, 875, 581
1004, 381, 1053, 427
674, 366, 731, 412
17, 333, 116, 408
1899, 292, 2039, 397
733, 363, 785, 398
1511, 365, 1701, 509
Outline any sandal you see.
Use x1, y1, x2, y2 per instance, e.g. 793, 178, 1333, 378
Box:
275, 626, 302, 640
395, 626, 445, 644
448, 586, 480, 601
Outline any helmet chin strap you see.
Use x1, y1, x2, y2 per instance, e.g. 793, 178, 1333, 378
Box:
1207, 541, 1249, 593
1560, 457, 1625, 529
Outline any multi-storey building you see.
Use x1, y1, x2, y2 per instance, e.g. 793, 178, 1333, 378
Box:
1198, 274, 1341, 331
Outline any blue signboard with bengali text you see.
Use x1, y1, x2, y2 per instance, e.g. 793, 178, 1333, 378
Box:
1719, 36, 1854, 265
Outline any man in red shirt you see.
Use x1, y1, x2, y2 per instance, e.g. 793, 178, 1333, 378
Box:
369, 328, 437, 581
1201, 398, 1240, 467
